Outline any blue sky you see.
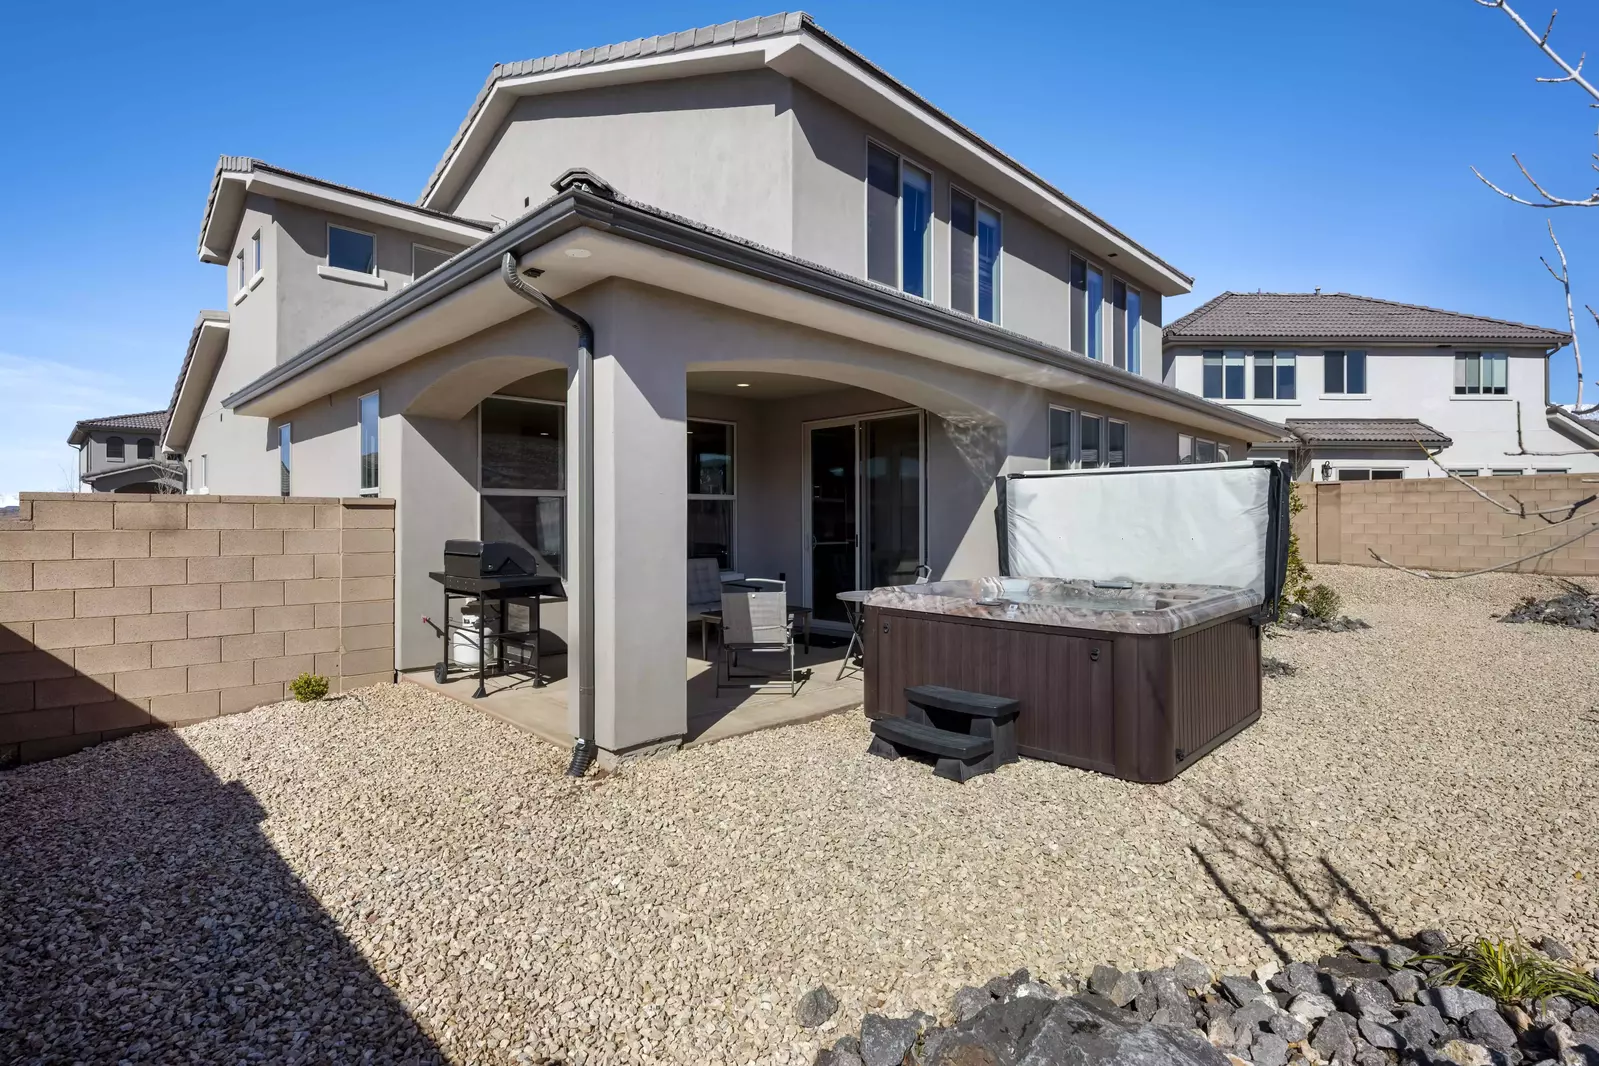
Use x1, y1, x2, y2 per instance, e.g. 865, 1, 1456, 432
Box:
2, 0, 1597, 500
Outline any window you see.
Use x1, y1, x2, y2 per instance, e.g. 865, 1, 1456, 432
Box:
1324, 350, 1367, 395
1218, 444, 1231, 462
1195, 438, 1219, 464
1048, 406, 1074, 469
1455, 352, 1507, 395
950, 191, 1001, 322
1178, 434, 1194, 463
197, 454, 207, 491
329, 225, 377, 274
1086, 266, 1104, 360
1107, 419, 1128, 467
865, 143, 932, 299
1253, 351, 1296, 400
480, 397, 565, 573
1372, 469, 1403, 480
1489, 468, 1523, 477
1200, 351, 1245, 399
136, 438, 155, 460
1535, 468, 1569, 474
358, 392, 379, 495
1069, 256, 1087, 354
1336, 468, 1401, 481
106, 436, 125, 461
251, 229, 261, 275
687, 420, 736, 569
1113, 281, 1144, 372
1079, 414, 1103, 468
1448, 469, 1481, 478
278, 423, 292, 497
412, 244, 451, 280
235, 248, 248, 293
1125, 285, 1142, 375
1202, 352, 1223, 399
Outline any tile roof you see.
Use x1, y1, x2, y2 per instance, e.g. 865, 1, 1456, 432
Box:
1165, 292, 1570, 346
67, 410, 168, 446
1285, 418, 1452, 447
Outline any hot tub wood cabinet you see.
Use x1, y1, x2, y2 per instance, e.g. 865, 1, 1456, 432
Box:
862, 578, 1264, 783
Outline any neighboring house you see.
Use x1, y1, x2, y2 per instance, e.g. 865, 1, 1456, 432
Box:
157, 11, 1285, 763
67, 411, 183, 493
1163, 291, 1599, 480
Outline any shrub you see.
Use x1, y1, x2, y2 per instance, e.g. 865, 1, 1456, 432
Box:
1305, 583, 1342, 621
289, 672, 330, 703
1284, 482, 1314, 605
1414, 937, 1599, 1007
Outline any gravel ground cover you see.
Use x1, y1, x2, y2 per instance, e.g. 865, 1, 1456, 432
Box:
1, 566, 1595, 1066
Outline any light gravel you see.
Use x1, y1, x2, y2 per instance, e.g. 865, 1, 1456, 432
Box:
2, 566, 1596, 1065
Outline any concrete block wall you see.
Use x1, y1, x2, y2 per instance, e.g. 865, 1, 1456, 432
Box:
1290, 474, 1599, 576
0, 493, 395, 766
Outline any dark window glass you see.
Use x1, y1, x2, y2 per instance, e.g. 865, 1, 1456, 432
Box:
687, 420, 734, 496
1080, 415, 1103, 468
136, 438, 155, 460
1125, 287, 1142, 375
1324, 351, 1345, 394
1048, 408, 1073, 469
1372, 469, 1403, 480
412, 244, 450, 280
1253, 351, 1275, 399
688, 499, 734, 570
1337, 468, 1371, 481
950, 190, 975, 316
481, 398, 562, 491
1107, 421, 1127, 467
329, 225, 376, 274
866, 143, 899, 286
1112, 279, 1128, 370
1347, 351, 1367, 394
1087, 267, 1104, 360
359, 393, 379, 492
1202, 351, 1223, 399
481, 495, 564, 574
278, 424, 291, 497
900, 163, 932, 298
106, 436, 124, 460
1224, 352, 1245, 400
1195, 439, 1218, 463
976, 205, 1000, 323
1278, 355, 1297, 400
1069, 256, 1087, 354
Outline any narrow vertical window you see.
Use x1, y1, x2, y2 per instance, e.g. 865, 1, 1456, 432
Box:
950, 190, 975, 316
1086, 267, 1104, 360
900, 162, 933, 298
1324, 350, 1345, 394
1202, 351, 1224, 399
359, 392, 379, 495
1107, 420, 1128, 467
251, 230, 261, 274
1048, 406, 1074, 470
687, 420, 737, 569
1224, 350, 1246, 400
976, 204, 1000, 323
1079, 414, 1103, 468
279, 423, 292, 497
1112, 279, 1128, 370
106, 436, 125, 461
1195, 439, 1217, 464
1253, 350, 1275, 398
236, 248, 247, 293
1276, 351, 1296, 399
1069, 256, 1087, 353
1454, 352, 1503, 395
1125, 286, 1142, 375
1347, 350, 1367, 394
1178, 434, 1195, 464
865, 143, 900, 286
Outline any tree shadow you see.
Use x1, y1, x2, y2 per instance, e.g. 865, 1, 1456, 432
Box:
0, 730, 446, 1064
1177, 794, 1404, 963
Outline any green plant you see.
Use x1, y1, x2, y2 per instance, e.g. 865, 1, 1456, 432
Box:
1413, 938, 1599, 1007
289, 672, 330, 703
1304, 583, 1342, 621
1284, 482, 1314, 605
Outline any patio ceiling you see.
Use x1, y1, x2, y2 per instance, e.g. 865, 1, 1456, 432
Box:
687, 370, 855, 399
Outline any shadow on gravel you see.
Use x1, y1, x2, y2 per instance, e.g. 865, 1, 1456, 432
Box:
0, 731, 444, 1065
1182, 797, 1402, 962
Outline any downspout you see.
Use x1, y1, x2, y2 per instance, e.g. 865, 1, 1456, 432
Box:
500, 251, 597, 777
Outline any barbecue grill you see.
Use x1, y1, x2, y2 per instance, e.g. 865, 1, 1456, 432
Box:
427, 540, 562, 698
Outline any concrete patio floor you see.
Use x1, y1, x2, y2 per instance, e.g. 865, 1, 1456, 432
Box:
401, 632, 865, 751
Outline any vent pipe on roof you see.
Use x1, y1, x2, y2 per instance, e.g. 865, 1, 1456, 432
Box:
500, 251, 597, 777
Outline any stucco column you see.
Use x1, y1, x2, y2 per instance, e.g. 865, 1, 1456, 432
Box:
580, 317, 688, 761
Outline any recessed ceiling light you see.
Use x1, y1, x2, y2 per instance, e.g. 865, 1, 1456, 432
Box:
735, 382, 751, 388
564, 248, 591, 259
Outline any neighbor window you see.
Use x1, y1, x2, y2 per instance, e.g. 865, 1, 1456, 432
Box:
197, 454, 208, 491
1112, 281, 1134, 370
1048, 406, 1074, 469
1201, 351, 1246, 400
329, 225, 377, 274
1253, 350, 1297, 400
1218, 444, 1231, 461
480, 396, 565, 573
1079, 414, 1104, 468
1448, 468, 1481, 478
278, 423, 291, 497
412, 243, 451, 280
865, 143, 932, 299
136, 438, 155, 460
1454, 351, 1507, 395
1324, 350, 1367, 395
252, 229, 261, 274
1195, 438, 1219, 463
950, 190, 1001, 322
1340, 469, 1403, 480
1489, 468, 1523, 477
1372, 469, 1403, 480
1086, 266, 1104, 361
235, 248, 248, 293
1107, 419, 1128, 467
106, 436, 124, 461
1178, 433, 1194, 463
358, 391, 379, 495
688, 420, 736, 569
1069, 256, 1087, 354
1125, 284, 1142, 375
1535, 467, 1569, 474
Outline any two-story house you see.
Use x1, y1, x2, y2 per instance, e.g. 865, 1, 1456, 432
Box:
157, 11, 1287, 764
1163, 291, 1599, 480
67, 411, 183, 493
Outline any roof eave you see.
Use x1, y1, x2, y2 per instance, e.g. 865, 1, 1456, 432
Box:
162, 315, 232, 453
1163, 334, 1570, 349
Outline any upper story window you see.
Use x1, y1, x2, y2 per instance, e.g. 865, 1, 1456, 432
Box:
866, 142, 933, 299
1202, 351, 1246, 400
1454, 351, 1507, 395
412, 243, 451, 281
1324, 350, 1367, 395
950, 190, 1002, 323
252, 229, 262, 274
136, 438, 155, 460
279, 423, 292, 497
1086, 266, 1105, 361
1069, 257, 1088, 354
1254, 351, 1296, 400
1117, 283, 1142, 375
359, 391, 380, 495
1048, 406, 1074, 469
329, 225, 377, 275
105, 436, 125, 462
235, 247, 249, 293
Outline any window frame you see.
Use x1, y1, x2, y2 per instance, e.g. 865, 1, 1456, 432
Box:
864, 139, 936, 302
136, 437, 155, 461
1124, 282, 1142, 375
1534, 467, 1569, 474
1047, 404, 1075, 470
687, 417, 738, 570
1323, 349, 1369, 396
235, 247, 248, 296
358, 391, 380, 496
411, 242, 452, 281
105, 435, 125, 462
1453, 351, 1508, 396
1201, 351, 1224, 399
1180, 433, 1226, 464
478, 394, 567, 572
1106, 418, 1128, 468
1488, 468, 1524, 477
1223, 350, 1246, 400
1079, 412, 1105, 468
278, 423, 292, 497
327, 222, 379, 276
949, 185, 1002, 324
252, 229, 262, 275
1086, 265, 1105, 361
1252, 350, 1297, 400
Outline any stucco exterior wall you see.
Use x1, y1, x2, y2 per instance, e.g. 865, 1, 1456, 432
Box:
1165, 343, 1599, 475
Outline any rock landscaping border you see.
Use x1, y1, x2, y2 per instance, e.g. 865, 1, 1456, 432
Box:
1498, 586, 1599, 632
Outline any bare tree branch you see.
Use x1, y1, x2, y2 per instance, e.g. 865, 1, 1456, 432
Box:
1476, 1, 1599, 102
1501, 399, 1599, 456
1367, 521, 1599, 578
1416, 438, 1587, 516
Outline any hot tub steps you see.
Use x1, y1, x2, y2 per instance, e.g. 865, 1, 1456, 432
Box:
868, 686, 1020, 782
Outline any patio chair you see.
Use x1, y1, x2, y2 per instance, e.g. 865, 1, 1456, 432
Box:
716, 579, 799, 697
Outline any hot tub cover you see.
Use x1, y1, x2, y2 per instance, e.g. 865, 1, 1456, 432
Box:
996, 460, 1290, 614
